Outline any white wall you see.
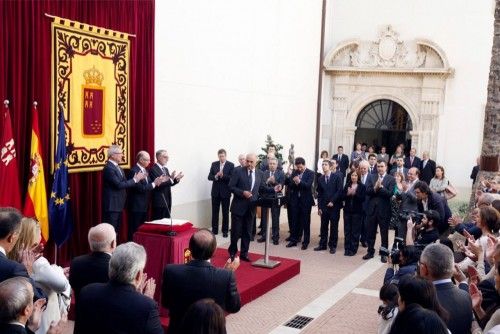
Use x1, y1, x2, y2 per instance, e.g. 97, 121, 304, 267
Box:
323, 0, 494, 189
155, 0, 323, 225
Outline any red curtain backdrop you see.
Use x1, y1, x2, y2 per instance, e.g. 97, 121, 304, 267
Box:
0, 0, 155, 263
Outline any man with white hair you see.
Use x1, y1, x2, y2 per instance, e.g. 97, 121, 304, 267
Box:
420, 151, 436, 184
419, 243, 473, 334
102, 144, 146, 233
75, 242, 162, 334
0, 277, 34, 333
69, 223, 116, 302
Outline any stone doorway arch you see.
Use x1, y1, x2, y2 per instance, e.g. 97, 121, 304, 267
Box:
320, 25, 453, 159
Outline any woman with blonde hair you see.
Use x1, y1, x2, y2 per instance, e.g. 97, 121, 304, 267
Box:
8, 217, 71, 334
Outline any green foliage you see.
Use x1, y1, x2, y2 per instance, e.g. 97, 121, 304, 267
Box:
258, 135, 285, 164
448, 200, 470, 220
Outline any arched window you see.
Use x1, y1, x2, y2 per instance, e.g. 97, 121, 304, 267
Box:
355, 99, 412, 131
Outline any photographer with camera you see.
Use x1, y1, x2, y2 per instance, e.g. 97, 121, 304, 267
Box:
383, 244, 420, 286
405, 210, 440, 248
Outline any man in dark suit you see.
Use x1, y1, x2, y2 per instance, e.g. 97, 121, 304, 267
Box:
419, 151, 436, 184
332, 146, 349, 178
367, 153, 378, 175
358, 161, 371, 248
395, 167, 419, 240
228, 153, 277, 261
0, 277, 34, 334
285, 157, 315, 250
257, 157, 285, 244
149, 149, 184, 220
127, 151, 165, 240
102, 145, 146, 233
470, 156, 480, 186
404, 148, 421, 169
389, 157, 408, 180
69, 223, 116, 303
75, 242, 162, 334
414, 181, 447, 234
363, 161, 396, 262
419, 244, 473, 334
162, 229, 241, 334
208, 149, 235, 237
315, 159, 343, 253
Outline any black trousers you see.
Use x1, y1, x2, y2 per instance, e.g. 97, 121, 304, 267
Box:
319, 207, 341, 249
344, 212, 362, 254
367, 211, 390, 255
228, 209, 255, 257
290, 204, 312, 245
103, 211, 122, 234
359, 213, 367, 243
211, 196, 230, 234
152, 207, 170, 220
260, 206, 281, 241
128, 211, 147, 241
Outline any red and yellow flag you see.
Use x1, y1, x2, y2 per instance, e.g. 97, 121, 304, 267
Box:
24, 102, 49, 242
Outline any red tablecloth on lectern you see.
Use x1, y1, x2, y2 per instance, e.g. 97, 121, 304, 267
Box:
133, 227, 197, 316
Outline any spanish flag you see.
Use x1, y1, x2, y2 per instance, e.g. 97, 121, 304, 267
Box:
23, 102, 49, 242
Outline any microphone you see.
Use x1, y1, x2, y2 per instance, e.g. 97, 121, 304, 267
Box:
161, 193, 176, 236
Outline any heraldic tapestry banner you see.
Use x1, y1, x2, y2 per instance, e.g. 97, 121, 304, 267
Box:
51, 16, 130, 173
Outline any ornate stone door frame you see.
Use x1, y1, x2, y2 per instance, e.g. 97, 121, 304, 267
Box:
322, 26, 453, 159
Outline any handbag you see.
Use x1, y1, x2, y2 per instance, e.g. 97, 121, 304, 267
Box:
444, 183, 458, 200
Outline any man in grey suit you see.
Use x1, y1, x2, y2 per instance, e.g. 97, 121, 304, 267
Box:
419, 244, 473, 334
102, 145, 146, 233
257, 157, 284, 245
228, 153, 279, 261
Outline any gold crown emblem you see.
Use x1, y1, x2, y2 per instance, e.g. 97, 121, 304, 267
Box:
83, 66, 104, 86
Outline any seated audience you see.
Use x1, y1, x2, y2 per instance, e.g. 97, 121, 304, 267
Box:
406, 210, 440, 248
419, 243, 473, 334
69, 223, 116, 302
162, 229, 241, 334
0, 277, 34, 334
74, 242, 161, 334
8, 218, 70, 334
377, 283, 399, 334
181, 298, 227, 334
384, 245, 420, 286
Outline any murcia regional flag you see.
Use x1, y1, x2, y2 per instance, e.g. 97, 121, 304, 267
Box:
0, 100, 21, 209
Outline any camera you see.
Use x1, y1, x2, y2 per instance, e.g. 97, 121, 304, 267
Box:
400, 210, 425, 224
380, 237, 405, 265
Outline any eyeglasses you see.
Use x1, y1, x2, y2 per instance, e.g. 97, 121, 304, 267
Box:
246, 160, 255, 163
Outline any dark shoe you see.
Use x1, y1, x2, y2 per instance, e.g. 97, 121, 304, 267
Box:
223, 232, 228, 238
380, 255, 388, 263
273, 240, 279, 245
257, 237, 266, 243
240, 256, 251, 262
314, 246, 327, 251
213, 232, 218, 235
362, 253, 374, 260
344, 251, 350, 256
301, 244, 308, 250
285, 237, 292, 242
257, 230, 263, 236
361, 242, 367, 248
286, 242, 297, 248
329, 248, 336, 254
250, 235, 255, 241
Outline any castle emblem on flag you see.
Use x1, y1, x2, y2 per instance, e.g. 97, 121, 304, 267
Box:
82, 66, 104, 136
1, 138, 16, 166
28, 153, 41, 184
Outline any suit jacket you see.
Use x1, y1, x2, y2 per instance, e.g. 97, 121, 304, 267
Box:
390, 167, 408, 179
102, 160, 136, 212
75, 281, 163, 334
420, 159, 436, 184
0, 323, 30, 334
285, 168, 315, 208
367, 165, 378, 175
149, 163, 179, 209
229, 167, 273, 216
0, 252, 44, 300
316, 172, 343, 211
162, 260, 241, 334
331, 154, 349, 175
399, 181, 418, 212
434, 281, 473, 334
69, 252, 111, 302
404, 156, 421, 169
365, 173, 396, 218
342, 182, 366, 213
127, 164, 154, 213
208, 160, 235, 199
417, 192, 446, 232
262, 169, 285, 187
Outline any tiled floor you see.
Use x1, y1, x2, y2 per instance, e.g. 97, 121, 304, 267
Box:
63, 208, 390, 333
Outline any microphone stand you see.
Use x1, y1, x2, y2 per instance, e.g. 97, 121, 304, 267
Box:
161, 193, 176, 236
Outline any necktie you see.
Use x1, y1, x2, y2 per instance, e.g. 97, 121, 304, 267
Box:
410, 157, 414, 165
326, 175, 329, 184
370, 167, 373, 173
248, 170, 253, 191
162, 166, 168, 176
116, 165, 124, 179
270, 171, 274, 177
423, 160, 427, 169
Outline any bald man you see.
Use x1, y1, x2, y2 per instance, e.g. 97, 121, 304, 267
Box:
0, 277, 34, 334
162, 229, 240, 334
69, 223, 116, 302
228, 153, 278, 261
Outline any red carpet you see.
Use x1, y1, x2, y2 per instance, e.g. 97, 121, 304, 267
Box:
160, 248, 301, 330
